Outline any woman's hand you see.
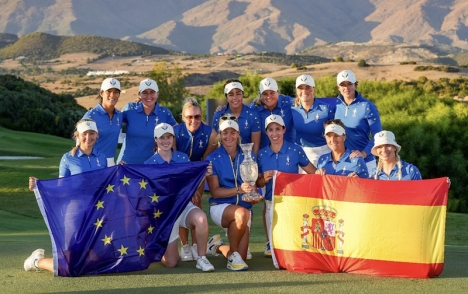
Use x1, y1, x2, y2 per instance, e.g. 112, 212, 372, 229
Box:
191, 191, 202, 206
28, 177, 38, 191
118, 160, 127, 165
348, 172, 359, 178
205, 162, 213, 177
349, 150, 366, 159
263, 170, 275, 184
315, 168, 326, 176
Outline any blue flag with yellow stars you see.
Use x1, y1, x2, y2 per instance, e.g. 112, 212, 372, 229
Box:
34, 162, 207, 277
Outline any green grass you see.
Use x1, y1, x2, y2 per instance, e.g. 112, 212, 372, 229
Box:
1, 127, 468, 293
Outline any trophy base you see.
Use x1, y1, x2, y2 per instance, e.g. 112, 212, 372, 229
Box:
242, 192, 262, 202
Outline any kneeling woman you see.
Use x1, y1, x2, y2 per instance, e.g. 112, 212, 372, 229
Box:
370, 130, 422, 180
206, 119, 259, 271
144, 123, 214, 272
315, 119, 369, 178
25, 118, 107, 273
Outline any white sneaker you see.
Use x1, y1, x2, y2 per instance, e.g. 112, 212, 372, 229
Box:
196, 256, 214, 272
180, 243, 193, 262
227, 251, 248, 271
191, 244, 199, 260
246, 247, 252, 260
207, 234, 224, 256
24, 248, 44, 271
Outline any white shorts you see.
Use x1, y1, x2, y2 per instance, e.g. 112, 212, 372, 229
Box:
169, 202, 198, 243
210, 204, 251, 232
300, 145, 330, 173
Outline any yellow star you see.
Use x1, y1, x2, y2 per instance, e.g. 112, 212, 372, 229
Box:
137, 246, 145, 256
95, 200, 105, 210
139, 179, 148, 189
118, 244, 128, 256
150, 193, 159, 203
94, 218, 104, 228
106, 184, 114, 193
101, 234, 112, 246
121, 175, 131, 185
148, 225, 154, 234
153, 210, 163, 219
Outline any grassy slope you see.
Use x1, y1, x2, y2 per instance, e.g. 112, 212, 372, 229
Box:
0, 127, 467, 293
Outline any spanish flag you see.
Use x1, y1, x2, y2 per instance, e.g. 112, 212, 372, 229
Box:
271, 173, 449, 278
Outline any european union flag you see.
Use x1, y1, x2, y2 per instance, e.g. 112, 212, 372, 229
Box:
34, 162, 208, 277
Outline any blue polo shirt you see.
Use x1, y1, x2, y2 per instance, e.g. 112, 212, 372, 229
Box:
370, 161, 422, 180
250, 95, 295, 148
206, 146, 254, 209
257, 141, 310, 201
212, 105, 261, 145
174, 123, 213, 162
334, 92, 382, 162
316, 148, 369, 178
83, 104, 123, 158
59, 148, 107, 177
121, 102, 177, 164
292, 99, 335, 147
144, 149, 189, 164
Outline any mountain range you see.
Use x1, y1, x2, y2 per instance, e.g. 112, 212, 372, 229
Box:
0, 0, 467, 54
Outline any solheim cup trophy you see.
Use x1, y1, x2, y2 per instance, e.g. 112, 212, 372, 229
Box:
239, 143, 261, 201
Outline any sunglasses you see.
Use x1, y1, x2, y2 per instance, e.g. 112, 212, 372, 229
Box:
220, 115, 237, 121
185, 114, 202, 120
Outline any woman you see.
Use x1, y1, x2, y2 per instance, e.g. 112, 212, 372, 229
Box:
251, 77, 295, 149
212, 79, 261, 154
334, 70, 382, 172
119, 78, 177, 164
370, 130, 422, 180
206, 119, 259, 271
83, 78, 123, 166
315, 119, 369, 178
173, 97, 217, 262
25, 118, 107, 273
145, 123, 215, 272
292, 74, 335, 169
256, 114, 316, 257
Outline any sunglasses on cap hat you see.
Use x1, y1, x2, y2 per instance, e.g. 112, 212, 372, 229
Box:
220, 115, 237, 121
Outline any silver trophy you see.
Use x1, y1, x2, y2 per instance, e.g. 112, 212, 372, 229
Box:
239, 143, 261, 201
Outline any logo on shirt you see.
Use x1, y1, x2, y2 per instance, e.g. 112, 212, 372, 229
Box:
280, 109, 285, 117
244, 120, 249, 129
352, 108, 357, 117
198, 140, 204, 148
286, 156, 290, 165
315, 113, 319, 123
155, 117, 159, 124
96, 158, 101, 167
341, 166, 347, 175
117, 117, 120, 126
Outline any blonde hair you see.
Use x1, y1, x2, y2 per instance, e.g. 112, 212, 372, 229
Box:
71, 118, 97, 157
181, 97, 202, 121
374, 153, 403, 180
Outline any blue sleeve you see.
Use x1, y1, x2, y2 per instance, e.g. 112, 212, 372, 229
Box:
298, 147, 310, 167
356, 158, 369, 178
82, 110, 92, 119
409, 164, 422, 180
364, 102, 382, 155
121, 103, 130, 123
212, 112, 220, 132
58, 154, 70, 177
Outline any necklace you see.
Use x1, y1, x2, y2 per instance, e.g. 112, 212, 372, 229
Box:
228, 151, 240, 198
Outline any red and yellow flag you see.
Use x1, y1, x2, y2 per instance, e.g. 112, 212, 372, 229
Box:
271, 173, 449, 278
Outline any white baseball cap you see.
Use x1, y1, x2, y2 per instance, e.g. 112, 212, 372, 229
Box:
224, 82, 244, 94
371, 130, 401, 156
219, 119, 239, 132
296, 74, 315, 88
324, 124, 346, 136
101, 78, 121, 91
77, 120, 98, 134
154, 123, 174, 138
139, 78, 159, 93
337, 70, 357, 85
265, 114, 285, 129
259, 77, 278, 93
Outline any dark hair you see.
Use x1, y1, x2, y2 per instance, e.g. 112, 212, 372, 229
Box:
223, 79, 243, 98
324, 119, 346, 130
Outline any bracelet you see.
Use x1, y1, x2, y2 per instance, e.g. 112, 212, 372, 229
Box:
236, 186, 240, 193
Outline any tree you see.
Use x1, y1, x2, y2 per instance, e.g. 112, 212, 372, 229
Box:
357, 59, 369, 67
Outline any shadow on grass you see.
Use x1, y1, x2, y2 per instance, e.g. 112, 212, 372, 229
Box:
60, 280, 333, 293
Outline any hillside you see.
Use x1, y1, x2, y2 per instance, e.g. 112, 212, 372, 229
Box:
0, 0, 467, 54
0, 32, 169, 60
